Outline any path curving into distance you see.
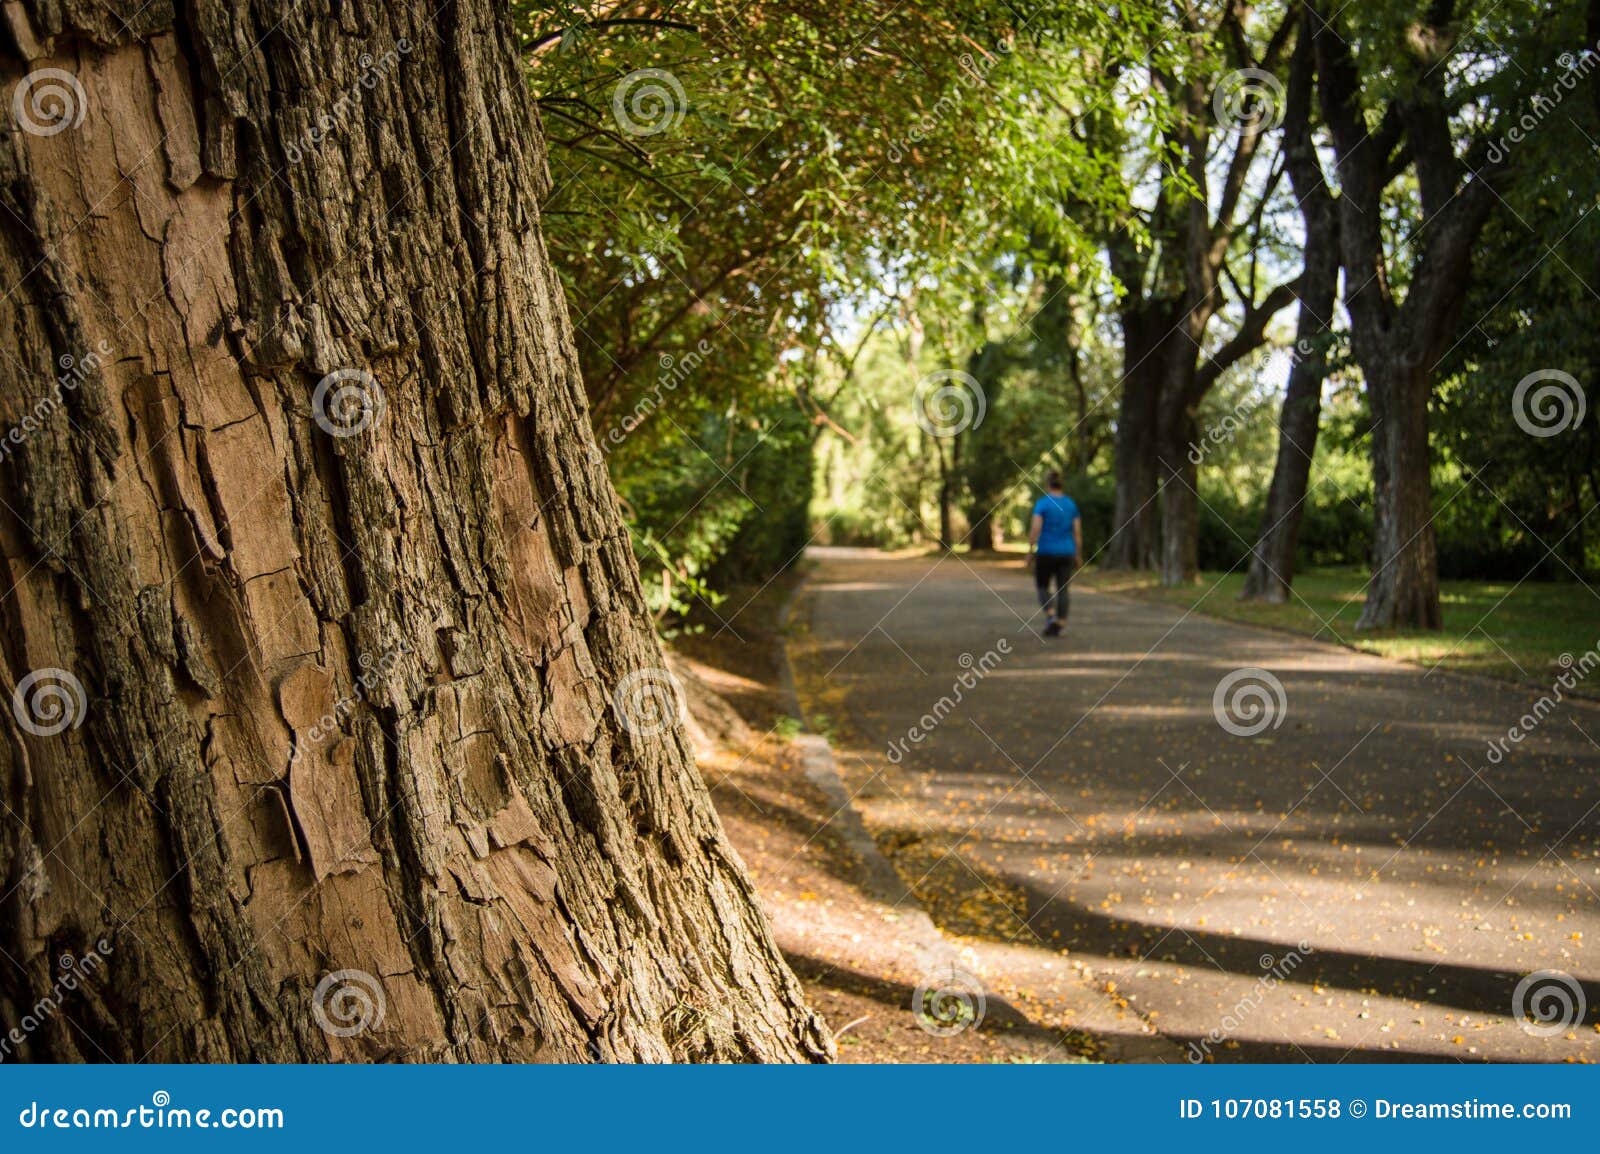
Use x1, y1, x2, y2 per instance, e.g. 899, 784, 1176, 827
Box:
790, 547, 1600, 1062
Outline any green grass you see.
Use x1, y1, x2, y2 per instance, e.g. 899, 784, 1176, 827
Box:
1077, 564, 1600, 693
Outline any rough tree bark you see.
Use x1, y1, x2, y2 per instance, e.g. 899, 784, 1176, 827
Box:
1316, 2, 1500, 630
1156, 340, 1204, 588
0, 0, 829, 1063
1240, 6, 1339, 603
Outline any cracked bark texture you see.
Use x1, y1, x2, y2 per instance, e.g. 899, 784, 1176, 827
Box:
0, 0, 830, 1063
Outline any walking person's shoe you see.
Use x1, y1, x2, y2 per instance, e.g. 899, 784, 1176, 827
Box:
1043, 617, 1062, 637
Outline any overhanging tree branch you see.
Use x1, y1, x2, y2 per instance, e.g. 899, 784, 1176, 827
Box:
525, 18, 700, 55
1195, 276, 1303, 395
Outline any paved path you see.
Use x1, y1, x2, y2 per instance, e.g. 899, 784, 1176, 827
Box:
791, 548, 1600, 1062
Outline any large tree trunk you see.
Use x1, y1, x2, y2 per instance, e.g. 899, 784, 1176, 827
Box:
1157, 365, 1202, 588
964, 505, 998, 551
935, 436, 957, 549
1148, 22, 1294, 588
1316, 1, 1499, 631
1357, 360, 1441, 629
1105, 310, 1169, 570
1241, 7, 1339, 603
1239, 325, 1331, 602
1156, 441, 1201, 585
0, 0, 828, 1063
1157, 262, 1299, 589
960, 322, 1001, 551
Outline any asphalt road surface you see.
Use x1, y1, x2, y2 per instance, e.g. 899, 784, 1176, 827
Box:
790, 548, 1600, 1062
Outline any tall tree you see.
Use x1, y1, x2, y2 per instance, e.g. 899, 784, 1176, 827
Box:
1104, 222, 1185, 571
0, 0, 827, 1062
1428, 0, 1600, 584
1152, 2, 1299, 587
1098, 2, 1298, 581
1240, 3, 1340, 602
1315, 0, 1506, 629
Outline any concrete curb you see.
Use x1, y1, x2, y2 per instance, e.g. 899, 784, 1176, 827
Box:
775, 586, 955, 977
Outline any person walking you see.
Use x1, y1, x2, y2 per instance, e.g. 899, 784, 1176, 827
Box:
1028, 471, 1082, 637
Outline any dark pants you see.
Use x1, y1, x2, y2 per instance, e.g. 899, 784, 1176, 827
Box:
1034, 553, 1075, 619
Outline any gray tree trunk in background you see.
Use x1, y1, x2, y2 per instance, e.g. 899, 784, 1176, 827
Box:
1316, 2, 1498, 630
1105, 295, 1174, 571
1241, 6, 1340, 603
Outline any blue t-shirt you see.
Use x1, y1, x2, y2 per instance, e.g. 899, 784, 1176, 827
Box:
1033, 493, 1079, 555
